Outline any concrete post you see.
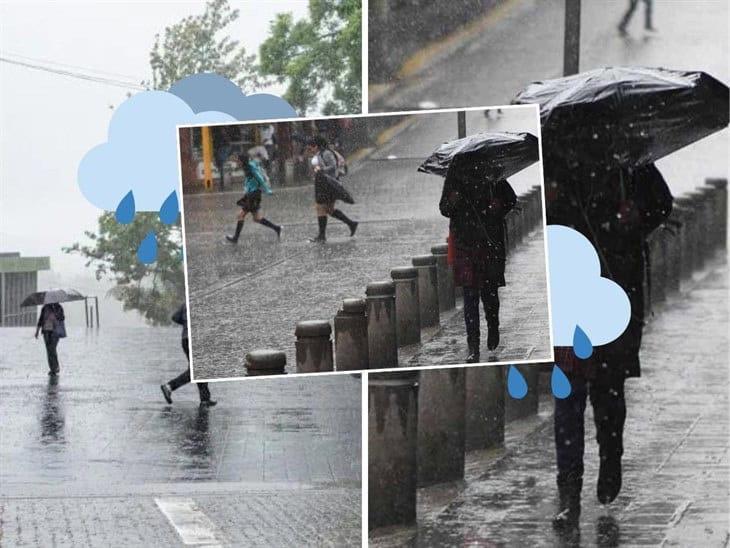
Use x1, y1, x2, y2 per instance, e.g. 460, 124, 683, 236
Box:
369, 372, 419, 530
689, 192, 709, 269
505, 364, 540, 421
706, 179, 727, 249
246, 349, 287, 376
465, 365, 505, 451
431, 244, 455, 312
366, 281, 398, 369
390, 267, 421, 347
648, 230, 666, 304
334, 298, 369, 371
417, 368, 466, 486
412, 255, 440, 329
295, 320, 334, 373
674, 197, 698, 276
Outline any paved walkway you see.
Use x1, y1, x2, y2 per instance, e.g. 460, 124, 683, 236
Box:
372, 255, 729, 547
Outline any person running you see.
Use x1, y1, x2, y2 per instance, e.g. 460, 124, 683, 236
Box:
546, 162, 672, 531
308, 135, 358, 243
618, 0, 655, 35
439, 158, 517, 362
161, 303, 216, 407
35, 302, 65, 376
225, 154, 282, 243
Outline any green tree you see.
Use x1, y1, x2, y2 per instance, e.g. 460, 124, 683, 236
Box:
64, 213, 184, 325
259, 0, 362, 115
146, 0, 266, 91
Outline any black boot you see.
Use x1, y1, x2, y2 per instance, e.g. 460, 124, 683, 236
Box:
257, 217, 281, 238
331, 209, 358, 236
487, 321, 500, 351
553, 467, 583, 531
309, 216, 327, 243
466, 334, 480, 363
597, 453, 622, 504
226, 220, 244, 243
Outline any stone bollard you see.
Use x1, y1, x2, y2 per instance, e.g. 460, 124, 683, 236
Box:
689, 192, 709, 269
664, 213, 682, 295
366, 281, 398, 369
294, 320, 333, 373
334, 298, 369, 371
706, 178, 728, 250
417, 368, 466, 487
412, 255, 440, 329
648, 229, 667, 304
390, 267, 421, 347
505, 364, 540, 421
245, 349, 286, 376
674, 197, 699, 276
369, 372, 419, 530
465, 365, 505, 451
431, 244, 456, 313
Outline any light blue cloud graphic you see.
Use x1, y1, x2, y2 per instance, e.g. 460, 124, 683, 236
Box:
169, 73, 297, 119
548, 225, 631, 348
78, 90, 234, 212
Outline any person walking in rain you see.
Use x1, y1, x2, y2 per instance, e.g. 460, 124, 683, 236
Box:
35, 302, 65, 375
547, 162, 672, 530
439, 157, 517, 362
618, 0, 656, 35
308, 135, 358, 243
226, 153, 282, 243
161, 303, 216, 407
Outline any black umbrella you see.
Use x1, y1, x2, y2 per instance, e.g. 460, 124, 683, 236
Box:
417, 132, 540, 181
513, 66, 729, 169
318, 172, 355, 204
21, 288, 86, 307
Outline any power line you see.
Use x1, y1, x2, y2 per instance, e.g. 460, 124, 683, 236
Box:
0, 50, 143, 81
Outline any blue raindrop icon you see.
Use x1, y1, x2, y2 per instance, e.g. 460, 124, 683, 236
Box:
573, 325, 593, 359
115, 191, 135, 224
137, 231, 158, 264
507, 365, 528, 399
159, 191, 179, 225
551, 364, 572, 399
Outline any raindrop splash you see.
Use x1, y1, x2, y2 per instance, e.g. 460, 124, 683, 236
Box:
551, 365, 572, 399
573, 325, 593, 359
507, 365, 528, 400
137, 231, 158, 264
115, 191, 135, 224
159, 191, 179, 224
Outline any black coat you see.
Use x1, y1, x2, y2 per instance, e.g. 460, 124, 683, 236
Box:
37, 303, 65, 331
546, 163, 673, 378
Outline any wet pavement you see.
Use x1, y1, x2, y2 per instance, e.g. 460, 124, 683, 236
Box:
371, 254, 729, 547
370, 0, 729, 196
0, 327, 360, 546
183, 107, 550, 378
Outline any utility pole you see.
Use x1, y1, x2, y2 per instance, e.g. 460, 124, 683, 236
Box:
564, 0, 581, 76
457, 111, 466, 139
201, 126, 214, 190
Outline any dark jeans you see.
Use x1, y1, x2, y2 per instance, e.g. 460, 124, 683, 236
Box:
554, 372, 626, 476
169, 339, 211, 401
620, 0, 653, 29
42, 331, 60, 373
463, 283, 499, 347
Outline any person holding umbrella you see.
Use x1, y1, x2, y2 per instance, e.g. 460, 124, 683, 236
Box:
161, 303, 216, 407
35, 302, 66, 376
308, 135, 358, 243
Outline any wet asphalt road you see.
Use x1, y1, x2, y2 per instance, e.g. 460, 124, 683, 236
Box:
372, 255, 729, 547
371, 0, 729, 196
183, 107, 550, 378
0, 326, 361, 546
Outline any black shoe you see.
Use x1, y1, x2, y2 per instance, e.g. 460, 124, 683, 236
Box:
48, 370, 59, 376
597, 455, 622, 504
487, 324, 500, 351
466, 351, 480, 364
349, 222, 358, 237
553, 469, 582, 531
160, 384, 173, 404
200, 400, 217, 407
275, 225, 282, 240
309, 235, 326, 243
225, 235, 238, 244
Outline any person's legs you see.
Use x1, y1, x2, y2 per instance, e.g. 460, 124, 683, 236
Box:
253, 211, 281, 238
330, 209, 358, 236
480, 282, 500, 350
553, 374, 588, 529
463, 286, 481, 362
226, 210, 247, 243
618, 0, 639, 32
643, 0, 654, 30
311, 203, 330, 242
43, 332, 60, 374
590, 370, 627, 504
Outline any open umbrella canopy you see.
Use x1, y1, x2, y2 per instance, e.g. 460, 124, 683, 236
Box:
21, 288, 86, 307
513, 66, 729, 170
417, 131, 540, 181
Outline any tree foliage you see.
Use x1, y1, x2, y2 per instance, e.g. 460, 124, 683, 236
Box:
64, 213, 184, 325
259, 0, 361, 115
146, 0, 266, 91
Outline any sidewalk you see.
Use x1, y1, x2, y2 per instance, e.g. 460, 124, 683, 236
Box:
372, 255, 729, 547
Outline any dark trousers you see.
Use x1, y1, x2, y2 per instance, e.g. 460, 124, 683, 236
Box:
42, 331, 60, 373
169, 339, 211, 401
554, 372, 626, 476
463, 283, 499, 347
620, 0, 653, 29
